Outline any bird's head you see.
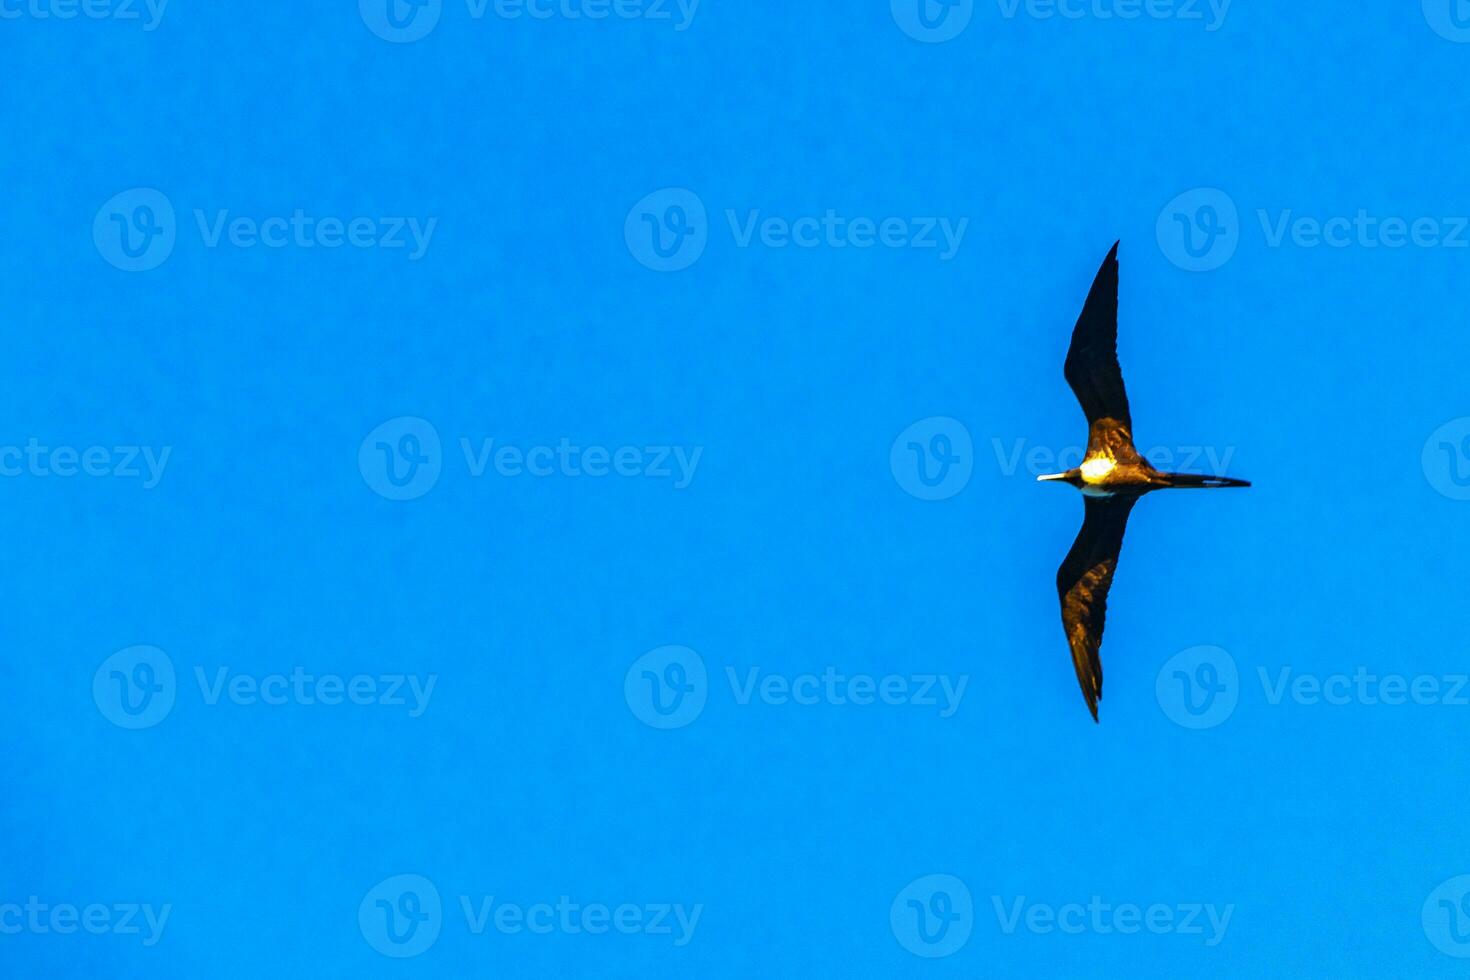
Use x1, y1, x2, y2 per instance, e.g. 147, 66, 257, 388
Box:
1036, 468, 1083, 487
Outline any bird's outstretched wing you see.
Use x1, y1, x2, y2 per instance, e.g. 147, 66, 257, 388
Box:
1064, 242, 1132, 432
1056, 494, 1137, 722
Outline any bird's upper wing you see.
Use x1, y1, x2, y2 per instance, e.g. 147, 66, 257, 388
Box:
1064, 242, 1132, 431
1056, 494, 1137, 722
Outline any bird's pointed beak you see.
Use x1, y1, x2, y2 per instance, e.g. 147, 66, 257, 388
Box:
1037, 472, 1068, 482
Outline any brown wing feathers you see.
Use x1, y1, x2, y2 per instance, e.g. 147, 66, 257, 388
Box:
1056, 495, 1137, 722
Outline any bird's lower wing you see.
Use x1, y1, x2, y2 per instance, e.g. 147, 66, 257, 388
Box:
1056, 495, 1137, 721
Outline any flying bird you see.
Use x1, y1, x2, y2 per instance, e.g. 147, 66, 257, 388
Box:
1038, 242, 1249, 722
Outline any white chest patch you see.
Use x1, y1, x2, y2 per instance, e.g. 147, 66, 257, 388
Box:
1080, 484, 1116, 498
1080, 457, 1116, 483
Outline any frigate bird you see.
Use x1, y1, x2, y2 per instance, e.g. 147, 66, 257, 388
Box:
1038, 242, 1249, 722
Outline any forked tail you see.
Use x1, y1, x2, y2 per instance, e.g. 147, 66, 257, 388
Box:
1159, 472, 1251, 489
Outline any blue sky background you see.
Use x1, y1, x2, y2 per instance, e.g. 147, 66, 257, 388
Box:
5, 1, 1470, 976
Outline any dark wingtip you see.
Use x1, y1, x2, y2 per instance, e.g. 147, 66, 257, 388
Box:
1108, 240, 1120, 259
